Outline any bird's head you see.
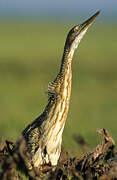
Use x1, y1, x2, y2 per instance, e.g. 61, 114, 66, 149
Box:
65, 11, 100, 55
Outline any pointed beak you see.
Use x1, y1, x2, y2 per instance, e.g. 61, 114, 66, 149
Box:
80, 11, 100, 32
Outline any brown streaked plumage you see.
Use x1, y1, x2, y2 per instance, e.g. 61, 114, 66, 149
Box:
14, 11, 100, 169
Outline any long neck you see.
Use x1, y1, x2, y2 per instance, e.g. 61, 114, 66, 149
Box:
46, 43, 75, 111
42, 44, 75, 135
40, 43, 75, 165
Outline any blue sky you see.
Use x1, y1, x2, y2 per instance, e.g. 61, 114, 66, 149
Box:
0, 0, 117, 20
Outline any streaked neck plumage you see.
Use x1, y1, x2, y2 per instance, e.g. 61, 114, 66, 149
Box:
39, 38, 81, 166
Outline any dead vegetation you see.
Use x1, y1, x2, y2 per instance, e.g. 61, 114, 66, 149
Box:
0, 129, 117, 180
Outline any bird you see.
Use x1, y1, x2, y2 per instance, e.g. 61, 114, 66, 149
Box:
8, 11, 100, 172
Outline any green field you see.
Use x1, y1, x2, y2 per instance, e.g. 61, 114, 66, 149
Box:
0, 20, 117, 155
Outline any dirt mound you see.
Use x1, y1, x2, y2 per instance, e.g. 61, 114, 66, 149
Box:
0, 129, 117, 180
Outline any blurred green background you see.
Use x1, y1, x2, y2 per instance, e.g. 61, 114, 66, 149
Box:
0, 17, 117, 155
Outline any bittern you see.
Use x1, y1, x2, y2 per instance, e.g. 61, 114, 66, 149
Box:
14, 11, 100, 170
